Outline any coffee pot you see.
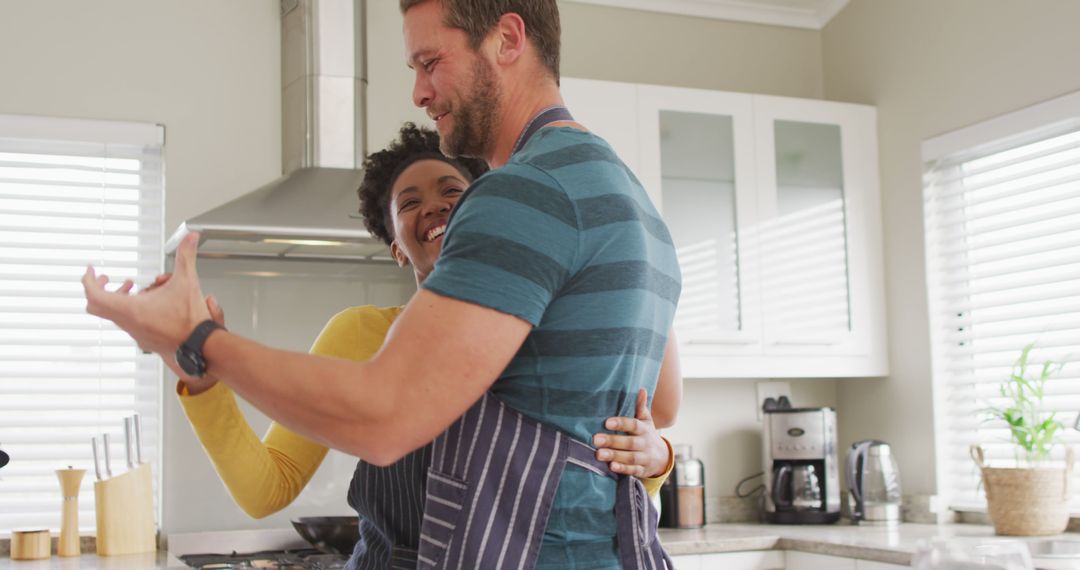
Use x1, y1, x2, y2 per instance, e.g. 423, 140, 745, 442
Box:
773, 463, 823, 510
846, 440, 902, 525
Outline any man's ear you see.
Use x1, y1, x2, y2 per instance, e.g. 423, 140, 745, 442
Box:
491, 12, 527, 66
390, 241, 409, 268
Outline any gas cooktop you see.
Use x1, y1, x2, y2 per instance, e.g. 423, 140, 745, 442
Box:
179, 548, 348, 569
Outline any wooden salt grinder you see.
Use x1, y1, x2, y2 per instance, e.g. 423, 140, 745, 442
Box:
57, 467, 86, 556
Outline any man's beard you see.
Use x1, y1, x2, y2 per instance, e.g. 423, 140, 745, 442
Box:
440, 56, 500, 160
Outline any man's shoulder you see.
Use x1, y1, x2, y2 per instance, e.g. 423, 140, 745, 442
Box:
517, 127, 624, 175
454, 161, 578, 231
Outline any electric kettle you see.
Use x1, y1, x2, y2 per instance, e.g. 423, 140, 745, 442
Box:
846, 440, 902, 525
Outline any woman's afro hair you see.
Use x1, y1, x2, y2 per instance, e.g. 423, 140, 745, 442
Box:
357, 122, 488, 246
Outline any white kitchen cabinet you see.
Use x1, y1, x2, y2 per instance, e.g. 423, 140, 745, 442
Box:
559, 77, 643, 180
671, 554, 703, 570
637, 84, 763, 358
670, 550, 786, 570
787, 551, 858, 570
749, 95, 887, 374
563, 78, 888, 379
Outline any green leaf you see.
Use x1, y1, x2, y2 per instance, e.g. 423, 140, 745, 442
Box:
987, 343, 1070, 459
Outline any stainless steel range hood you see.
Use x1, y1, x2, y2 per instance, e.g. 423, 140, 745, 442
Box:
166, 0, 389, 263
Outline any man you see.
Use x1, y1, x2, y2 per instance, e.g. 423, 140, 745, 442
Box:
83, 0, 680, 567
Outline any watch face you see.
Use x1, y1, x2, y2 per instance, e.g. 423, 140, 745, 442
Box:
176, 345, 205, 377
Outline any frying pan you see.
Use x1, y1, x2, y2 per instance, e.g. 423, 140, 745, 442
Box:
0, 448, 9, 470
290, 516, 360, 556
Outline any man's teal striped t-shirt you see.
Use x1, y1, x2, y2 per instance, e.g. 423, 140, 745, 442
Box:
421, 126, 681, 569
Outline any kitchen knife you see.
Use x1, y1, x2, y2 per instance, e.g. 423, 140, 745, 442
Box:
91, 437, 102, 480
133, 413, 143, 464
124, 417, 134, 469
102, 433, 113, 478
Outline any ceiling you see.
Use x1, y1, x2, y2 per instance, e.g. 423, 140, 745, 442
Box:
563, 0, 851, 30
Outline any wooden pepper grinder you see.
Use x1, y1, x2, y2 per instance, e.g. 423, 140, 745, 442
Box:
56, 466, 86, 557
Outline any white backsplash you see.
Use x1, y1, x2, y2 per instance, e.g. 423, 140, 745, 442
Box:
162, 257, 415, 534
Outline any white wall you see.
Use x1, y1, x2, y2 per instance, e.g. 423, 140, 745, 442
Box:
559, 2, 823, 98
822, 0, 1080, 495
367, 0, 824, 149
0, 0, 282, 535
0, 0, 282, 235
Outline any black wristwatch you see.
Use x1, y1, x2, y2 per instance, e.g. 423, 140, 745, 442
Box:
175, 319, 225, 378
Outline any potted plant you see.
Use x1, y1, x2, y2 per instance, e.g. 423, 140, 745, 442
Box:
970, 343, 1073, 536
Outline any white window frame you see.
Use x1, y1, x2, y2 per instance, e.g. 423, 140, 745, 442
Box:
923, 90, 1080, 514
0, 114, 165, 534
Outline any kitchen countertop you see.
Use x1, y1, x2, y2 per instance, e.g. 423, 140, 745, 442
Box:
661, 523, 1080, 568
2, 523, 1077, 568
0, 551, 176, 569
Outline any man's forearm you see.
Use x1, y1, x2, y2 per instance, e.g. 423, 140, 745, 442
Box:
195, 289, 530, 465
200, 331, 408, 464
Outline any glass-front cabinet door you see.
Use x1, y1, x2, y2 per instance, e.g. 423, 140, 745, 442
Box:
637, 86, 761, 354
561, 77, 888, 377
753, 95, 884, 359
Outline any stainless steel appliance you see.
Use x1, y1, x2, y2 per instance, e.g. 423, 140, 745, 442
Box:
179, 549, 347, 569
166, 0, 385, 264
658, 444, 706, 529
846, 440, 902, 525
763, 404, 841, 524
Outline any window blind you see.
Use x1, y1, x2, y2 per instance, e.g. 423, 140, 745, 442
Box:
924, 117, 1080, 512
0, 114, 164, 533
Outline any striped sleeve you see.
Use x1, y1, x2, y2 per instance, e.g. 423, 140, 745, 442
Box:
422, 167, 579, 326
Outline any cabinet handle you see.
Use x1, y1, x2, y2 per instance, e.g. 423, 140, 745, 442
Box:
770, 338, 840, 346
686, 338, 760, 345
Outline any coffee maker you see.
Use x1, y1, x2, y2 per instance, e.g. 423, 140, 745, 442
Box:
762, 400, 841, 524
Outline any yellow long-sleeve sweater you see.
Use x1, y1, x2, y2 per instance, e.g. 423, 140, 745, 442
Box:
179, 305, 672, 519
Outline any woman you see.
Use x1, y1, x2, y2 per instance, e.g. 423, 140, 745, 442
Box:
179, 123, 681, 569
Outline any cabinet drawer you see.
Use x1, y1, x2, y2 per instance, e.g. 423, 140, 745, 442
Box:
700, 550, 785, 569
787, 551, 858, 570
671, 550, 785, 570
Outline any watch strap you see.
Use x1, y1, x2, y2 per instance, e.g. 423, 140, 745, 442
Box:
182, 319, 225, 355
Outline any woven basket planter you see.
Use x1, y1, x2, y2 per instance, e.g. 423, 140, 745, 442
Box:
970, 445, 1073, 536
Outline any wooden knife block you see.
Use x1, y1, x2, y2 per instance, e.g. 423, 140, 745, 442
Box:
94, 463, 156, 556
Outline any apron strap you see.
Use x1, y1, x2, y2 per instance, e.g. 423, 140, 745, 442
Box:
566, 433, 674, 570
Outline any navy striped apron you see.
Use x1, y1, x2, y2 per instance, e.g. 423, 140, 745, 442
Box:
417, 392, 674, 569
345, 444, 430, 570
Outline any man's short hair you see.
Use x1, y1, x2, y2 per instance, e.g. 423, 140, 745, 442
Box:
401, 0, 561, 82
